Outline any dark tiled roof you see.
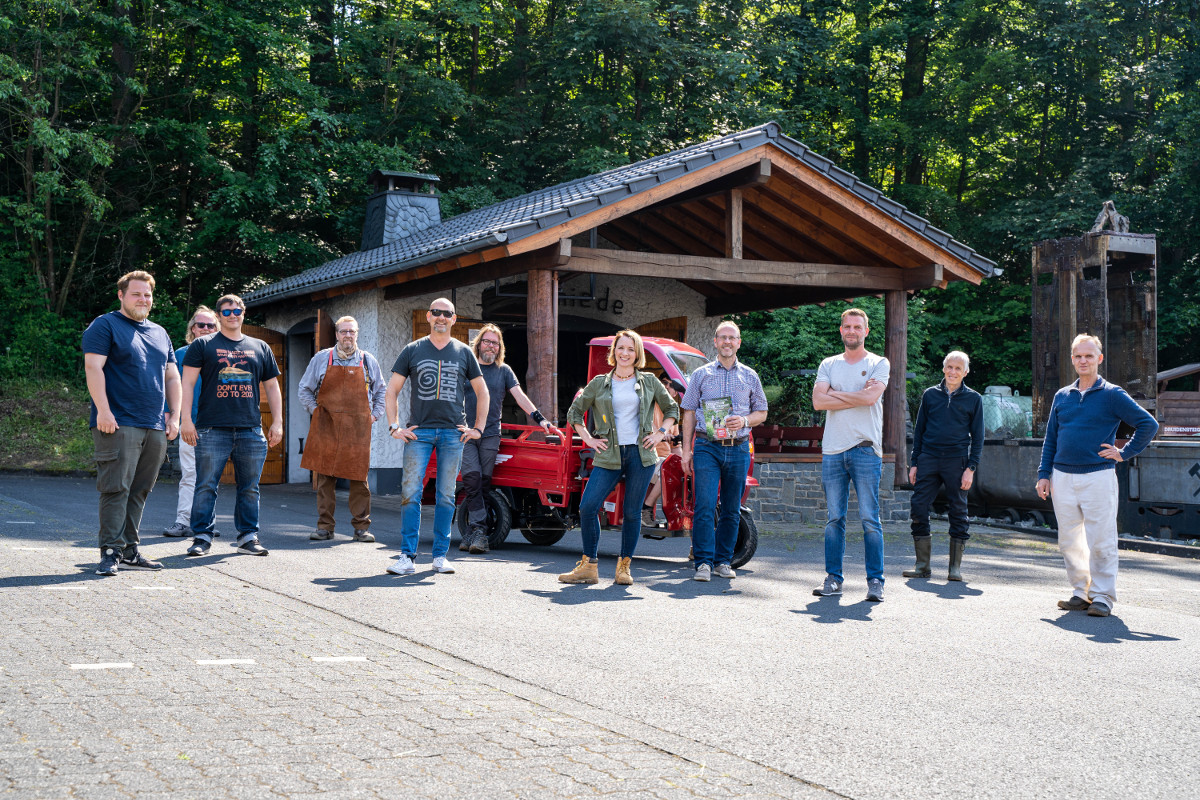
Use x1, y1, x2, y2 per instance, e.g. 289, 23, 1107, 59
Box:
246, 122, 996, 307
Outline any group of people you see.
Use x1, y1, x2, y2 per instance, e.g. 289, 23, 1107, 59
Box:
84, 275, 1157, 617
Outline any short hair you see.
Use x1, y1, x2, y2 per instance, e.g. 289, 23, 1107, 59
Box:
470, 323, 506, 365
216, 294, 245, 312
334, 316, 358, 332
840, 307, 869, 326
117, 271, 155, 293
943, 350, 971, 371
430, 297, 456, 314
1072, 333, 1103, 353
607, 329, 647, 369
186, 305, 216, 344
715, 320, 741, 338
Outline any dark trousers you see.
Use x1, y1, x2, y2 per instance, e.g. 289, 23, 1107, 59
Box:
461, 435, 501, 531
93, 426, 168, 555
315, 473, 371, 533
909, 454, 970, 540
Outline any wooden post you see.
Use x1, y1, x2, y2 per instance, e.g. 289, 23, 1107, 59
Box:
725, 188, 743, 259
883, 290, 909, 486
527, 269, 557, 423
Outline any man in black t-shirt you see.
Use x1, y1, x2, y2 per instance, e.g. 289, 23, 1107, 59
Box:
82, 270, 181, 576
180, 294, 282, 557
459, 323, 553, 553
384, 298, 488, 576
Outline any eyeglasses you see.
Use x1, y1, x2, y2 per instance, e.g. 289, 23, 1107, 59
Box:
429, 308, 454, 318
337, 329, 358, 335
220, 308, 243, 317
479, 339, 501, 348
193, 322, 217, 330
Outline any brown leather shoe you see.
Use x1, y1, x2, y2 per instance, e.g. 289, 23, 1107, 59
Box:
558, 556, 599, 584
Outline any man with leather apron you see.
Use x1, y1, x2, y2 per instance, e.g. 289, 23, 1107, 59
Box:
298, 316, 387, 542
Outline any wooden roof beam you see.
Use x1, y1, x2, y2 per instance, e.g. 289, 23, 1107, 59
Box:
707, 286, 883, 316
643, 157, 773, 213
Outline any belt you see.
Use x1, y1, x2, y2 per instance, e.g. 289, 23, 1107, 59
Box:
696, 434, 748, 447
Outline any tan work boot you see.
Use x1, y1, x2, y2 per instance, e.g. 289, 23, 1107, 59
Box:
558, 556, 599, 584
615, 557, 633, 585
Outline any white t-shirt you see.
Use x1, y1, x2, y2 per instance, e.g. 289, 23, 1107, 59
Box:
816, 351, 890, 456
611, 377, 641, 446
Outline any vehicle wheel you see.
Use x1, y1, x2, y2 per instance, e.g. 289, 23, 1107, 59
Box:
520, 510, 568, 546
455, 488, 512, 550
730, 507, 759, 569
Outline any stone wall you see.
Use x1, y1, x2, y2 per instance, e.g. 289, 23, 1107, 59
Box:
745, 458, 911, 527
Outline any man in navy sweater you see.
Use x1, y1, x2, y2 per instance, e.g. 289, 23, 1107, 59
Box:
905, 351, 984, 581
1036, 334, 1158, 617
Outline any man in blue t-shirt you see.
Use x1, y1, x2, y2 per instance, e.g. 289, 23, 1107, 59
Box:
384, 298, 488, 576
1036, 334, 1158, 617
180, 294, 282, 557
82, 271, 181, 576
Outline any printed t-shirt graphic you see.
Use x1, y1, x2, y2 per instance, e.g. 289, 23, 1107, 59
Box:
184, 332, 281, 428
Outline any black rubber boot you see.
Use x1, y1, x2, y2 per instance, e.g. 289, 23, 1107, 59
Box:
902, 536, 932, 578
948, 538, 966, 582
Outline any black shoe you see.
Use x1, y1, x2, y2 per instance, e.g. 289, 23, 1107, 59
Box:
96, 548, 120, 576
186, 539, 211, 557
458, 536, 471, 552
1057, 596, 1090, 612
1087, 601, 1111, 617
469, 532, 489, 554
120, 552, 163, 571
237, 540, 269, 556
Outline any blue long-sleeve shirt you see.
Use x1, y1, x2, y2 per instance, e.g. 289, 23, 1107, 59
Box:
910, 381, 984, 470
1037, 376, 1158, 480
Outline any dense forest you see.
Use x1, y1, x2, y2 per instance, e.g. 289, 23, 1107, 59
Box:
3, 0, 1198, 398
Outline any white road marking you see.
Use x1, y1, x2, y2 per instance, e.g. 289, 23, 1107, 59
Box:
71, 663, 133, 670
7, 522, 36, 525
47, 586, 87, 590
15, 546, 46, 551
196, 659, 255, 665
312, 656, 368, 663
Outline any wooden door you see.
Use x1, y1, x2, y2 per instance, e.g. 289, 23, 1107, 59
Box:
219, 323, 286, 485
635, 316, 687, 343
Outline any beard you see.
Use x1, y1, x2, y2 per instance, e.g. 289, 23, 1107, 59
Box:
479, 351, 496, 365
124, 305, 150, 322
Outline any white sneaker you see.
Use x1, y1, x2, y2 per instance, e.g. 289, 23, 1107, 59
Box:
432, 556, 455, 574
387, 553, 416, 575
713, 563, 736, 579
694, 564, 712, 582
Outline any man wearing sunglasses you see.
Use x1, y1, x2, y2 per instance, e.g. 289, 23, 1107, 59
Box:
298, 315, 387, 543
180, 294, 283, 557
384, 299, 488, 575
459, 323, 554, 554
163, 305, 218, 537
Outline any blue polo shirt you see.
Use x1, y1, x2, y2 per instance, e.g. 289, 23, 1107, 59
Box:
82, 311, 176, 429
1038, 376, 1158, 479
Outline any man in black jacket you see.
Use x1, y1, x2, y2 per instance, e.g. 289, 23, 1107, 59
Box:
905, 351, 984, 581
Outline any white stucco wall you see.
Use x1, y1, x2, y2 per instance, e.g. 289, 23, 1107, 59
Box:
262, 274, 725, 479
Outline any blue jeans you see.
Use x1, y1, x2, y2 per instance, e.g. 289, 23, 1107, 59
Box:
191, 426, 268, 545
822, 445, 884, 582
400, 427, 465, 559
579, 444, 657, 559
691, 438, 751, 568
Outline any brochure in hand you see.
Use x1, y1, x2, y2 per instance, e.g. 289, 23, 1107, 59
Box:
702, 396, 733, 439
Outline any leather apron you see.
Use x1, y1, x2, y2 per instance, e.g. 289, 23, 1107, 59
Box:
301, 351, 371, 482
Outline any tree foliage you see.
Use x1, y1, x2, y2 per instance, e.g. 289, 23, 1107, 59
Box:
1, 0, 1197, 385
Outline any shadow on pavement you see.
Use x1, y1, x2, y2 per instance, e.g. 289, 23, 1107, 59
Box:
903, 579, 984, 600
791, 597, 877, 623
522, 587, 645, 605
1041, 614, 1180, 644
313, 571, 443, 591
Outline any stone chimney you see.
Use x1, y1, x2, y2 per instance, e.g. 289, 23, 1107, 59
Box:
361, 171, 441, 250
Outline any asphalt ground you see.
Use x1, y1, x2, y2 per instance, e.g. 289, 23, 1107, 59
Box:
1, 473, 1197, 800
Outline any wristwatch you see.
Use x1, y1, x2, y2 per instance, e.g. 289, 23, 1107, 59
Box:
966, 465, 976, 472
658, 426, 669, 434
389, 421, 401, 432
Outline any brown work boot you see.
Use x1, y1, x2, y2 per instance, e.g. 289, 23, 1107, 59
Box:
615, 557, 633, 585
558, 556, 599, 584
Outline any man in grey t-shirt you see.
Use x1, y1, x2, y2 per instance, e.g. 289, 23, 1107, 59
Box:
459, 324, 553, 553
384, 298, 488, 576
812, 308, 890, 602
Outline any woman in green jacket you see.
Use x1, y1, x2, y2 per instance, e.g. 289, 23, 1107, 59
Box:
558, 329, 679, 586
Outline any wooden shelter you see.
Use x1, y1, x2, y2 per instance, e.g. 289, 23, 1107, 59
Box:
248, 123, 994, 485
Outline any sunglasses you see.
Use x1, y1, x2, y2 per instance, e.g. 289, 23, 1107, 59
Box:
193, 322, 217, 330
428, 308, 454, 318
220, 308, 244, 317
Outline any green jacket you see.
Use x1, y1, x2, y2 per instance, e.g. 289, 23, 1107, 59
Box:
566, 370, 680, 469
